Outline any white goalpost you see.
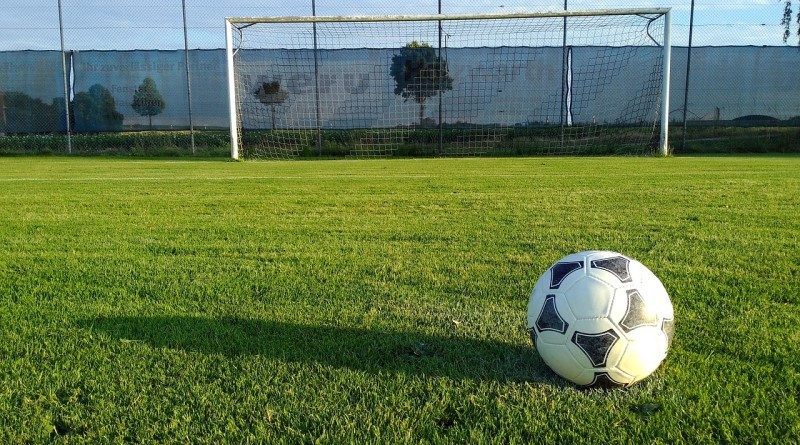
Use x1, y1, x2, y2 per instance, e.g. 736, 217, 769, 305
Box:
226, 9, 671, 159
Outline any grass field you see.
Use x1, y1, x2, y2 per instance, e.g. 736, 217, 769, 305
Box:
0, 156, 798, 443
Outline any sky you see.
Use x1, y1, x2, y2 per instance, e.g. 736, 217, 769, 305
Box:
0, 0, 795, 51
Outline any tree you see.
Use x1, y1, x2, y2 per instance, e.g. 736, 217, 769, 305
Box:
782, 1, 800, 44
389, 41, 453, 126
71, 84, 124, 132
131, 77, 166, 130
254, 81, 288, 130
0, 91, 60, 133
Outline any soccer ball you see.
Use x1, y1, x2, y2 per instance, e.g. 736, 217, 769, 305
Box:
526, 251, 674, 388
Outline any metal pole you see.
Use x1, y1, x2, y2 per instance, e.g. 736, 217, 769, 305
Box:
228, 9, 673, 24
182, 0, 196, 154
659, 10, 672, 157
559, 0, 567, 149
225, 20, 239, 159
438, 0, 443, 155
312, 0, 323, 156
57, 0, 72, 154
681, 0, 696, 153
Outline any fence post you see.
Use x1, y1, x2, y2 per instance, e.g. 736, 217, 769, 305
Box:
438, 0, 443, 156
560, 0, 568, 150
681, 0, 696, 153
57, 0, 72, 154
182, 0, 196, 154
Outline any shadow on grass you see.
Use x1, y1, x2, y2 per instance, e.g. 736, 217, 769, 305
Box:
78, 315, 565, 385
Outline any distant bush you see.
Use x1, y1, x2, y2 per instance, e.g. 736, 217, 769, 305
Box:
784, 116, 800, 125
730, 115, 782, 127
1, 125, 798, 157
677, 126, 800, 154
0, 131, 230, 156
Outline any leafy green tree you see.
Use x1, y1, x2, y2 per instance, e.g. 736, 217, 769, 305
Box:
254, 81, 289, 130
389, 41, 453, 126
131, 77, 166, 129
72, 84, 124, 132
782, 1, 800, 44
0, 91, 60, 133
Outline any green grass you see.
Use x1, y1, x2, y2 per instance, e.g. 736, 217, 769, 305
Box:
0, 156, 798, 443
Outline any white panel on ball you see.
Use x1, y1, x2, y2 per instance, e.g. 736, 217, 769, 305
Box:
563, 276, 614, 319
536, 342, 585, 383
616, 328, 669, 382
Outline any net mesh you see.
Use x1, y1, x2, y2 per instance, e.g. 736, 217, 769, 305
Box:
230, 13, 666, 159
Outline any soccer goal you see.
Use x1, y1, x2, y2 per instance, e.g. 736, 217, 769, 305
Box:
225, 9, 671, 159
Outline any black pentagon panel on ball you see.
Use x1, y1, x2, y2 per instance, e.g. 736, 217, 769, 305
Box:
549, 261, 583, 289
528, 327, 538, 345
662, 317, 675, 348
620, 289, 659, 332
584, 372, 627, 389
535, 294, 569, 334
571, 329, 620, 368
590, 256, 632, 283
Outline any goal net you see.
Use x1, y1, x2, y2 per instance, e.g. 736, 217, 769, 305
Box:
226, 9, 671, 159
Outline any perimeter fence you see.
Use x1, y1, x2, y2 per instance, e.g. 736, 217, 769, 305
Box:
0, 1, 798, 156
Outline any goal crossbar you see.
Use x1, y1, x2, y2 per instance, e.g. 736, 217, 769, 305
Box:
226, 9, 670, 25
